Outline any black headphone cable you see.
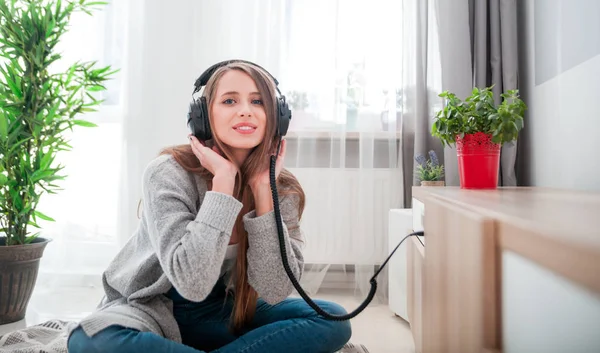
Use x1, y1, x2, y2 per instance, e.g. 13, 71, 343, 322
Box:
270, 138, 424, 321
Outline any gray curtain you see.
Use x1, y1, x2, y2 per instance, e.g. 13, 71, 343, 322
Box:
470, 0, 520, 186
401, 0, 444, 207
435, 0, 520, 187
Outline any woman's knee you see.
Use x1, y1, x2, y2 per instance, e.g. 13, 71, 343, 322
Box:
67, 325, 133, 353
68, 327, 97, 353
312, 300, 352, 349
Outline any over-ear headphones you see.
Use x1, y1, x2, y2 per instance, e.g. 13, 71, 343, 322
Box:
187, 59, 292, 141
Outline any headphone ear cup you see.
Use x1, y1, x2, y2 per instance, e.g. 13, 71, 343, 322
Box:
187, 97, 212, 141
187, 100, 200, 137
199, 96, 212, 141
277, 96, 292, 137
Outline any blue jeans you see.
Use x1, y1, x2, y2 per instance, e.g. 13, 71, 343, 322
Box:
68, 277, 351, 352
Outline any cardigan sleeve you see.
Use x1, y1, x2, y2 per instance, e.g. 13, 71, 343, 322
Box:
142, 156, 243, 302
243, 193, 305, 304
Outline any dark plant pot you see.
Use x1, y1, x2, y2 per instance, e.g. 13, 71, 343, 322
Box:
0, 237, 51, 324
456, 132, 501, 189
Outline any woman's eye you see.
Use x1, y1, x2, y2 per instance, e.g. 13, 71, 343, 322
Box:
223, 99, 235, 104
252, 99, 263, 105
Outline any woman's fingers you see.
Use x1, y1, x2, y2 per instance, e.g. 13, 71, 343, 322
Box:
189, 135, 237, 178
189, 135, 204, 148
190, 139, 201, 155
189, 135, 207, 166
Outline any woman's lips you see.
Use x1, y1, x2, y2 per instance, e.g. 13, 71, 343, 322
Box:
233, 123, 257, 135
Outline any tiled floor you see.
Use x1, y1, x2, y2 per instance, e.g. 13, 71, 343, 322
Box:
309, 289, 415, 353
0, 278, 415, 353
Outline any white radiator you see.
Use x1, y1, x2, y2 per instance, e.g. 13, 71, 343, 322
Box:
289, 168, 402, 265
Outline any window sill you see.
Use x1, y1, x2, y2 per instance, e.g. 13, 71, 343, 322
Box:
285, 130, 402, 140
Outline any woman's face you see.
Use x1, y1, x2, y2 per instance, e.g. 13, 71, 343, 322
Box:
210, 70, 267, 152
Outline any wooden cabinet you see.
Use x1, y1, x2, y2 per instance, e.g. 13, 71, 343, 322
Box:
411, 187, 600, 353
407, 236, 425, 352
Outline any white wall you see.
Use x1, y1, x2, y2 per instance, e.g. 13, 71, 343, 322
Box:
517, 0, 600, 191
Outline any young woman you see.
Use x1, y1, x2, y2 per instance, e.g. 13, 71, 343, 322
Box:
67, 61, 352, 352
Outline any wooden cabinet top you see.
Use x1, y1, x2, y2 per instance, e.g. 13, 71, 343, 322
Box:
412, 186, 600, 293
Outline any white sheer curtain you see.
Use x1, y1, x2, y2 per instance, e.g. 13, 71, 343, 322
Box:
279, 0, 405, 302
278, 0, 443, 302
35, 0, 128, 289
35, 0, 442, 307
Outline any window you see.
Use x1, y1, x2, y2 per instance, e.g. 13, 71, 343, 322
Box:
279, 0, 404, 133
53, 0, 126, 123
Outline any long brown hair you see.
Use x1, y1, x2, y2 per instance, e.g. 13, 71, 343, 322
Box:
161, 62, 305, 333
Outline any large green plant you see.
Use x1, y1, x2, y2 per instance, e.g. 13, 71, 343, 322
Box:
431, 86, 527, 147
0, 0, 117, 246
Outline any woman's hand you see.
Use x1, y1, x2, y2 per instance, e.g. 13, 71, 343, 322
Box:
249, 139, 286, 216
189, 135, 237, 195
249, 139, 286, 190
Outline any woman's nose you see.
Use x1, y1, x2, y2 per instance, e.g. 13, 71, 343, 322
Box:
238, 103, 252, 117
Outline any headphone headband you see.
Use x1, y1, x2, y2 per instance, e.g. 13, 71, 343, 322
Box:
193, 59, 280, 95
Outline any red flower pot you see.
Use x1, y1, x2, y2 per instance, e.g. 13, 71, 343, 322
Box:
456, 132, 501, 189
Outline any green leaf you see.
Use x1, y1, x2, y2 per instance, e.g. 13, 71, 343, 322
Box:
40, 148, 54, 170
56, 0, 62, 16
0, 66, 22, 99
65, 64, 77, 85
45, 103, 59, 124
515, 116, 524, 130
102, 68, 120, 77
33, 123, 43, 138
88, 1, 110, 4
0, 109, 8, 140
24, 233, 40, 244
30, 169, 56, 182
8, 138, 30, 156
10, 189, 23, 211
86, 85, 105, 92
511, 121, 519, 133
72, 119, 97, 127
0, 174, 7, 186
33, 210, 55, 222
93, 66, 112, 75
46, 17, 56, 38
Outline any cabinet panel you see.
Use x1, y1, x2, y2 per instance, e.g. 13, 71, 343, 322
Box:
408, 236, 425, 353
422, 196, 499, 353
502, 250, 600, 353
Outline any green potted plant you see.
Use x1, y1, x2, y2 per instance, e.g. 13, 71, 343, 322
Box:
0, 0, 117, 324
415, 150, 445, 186
431, 86, 526, 189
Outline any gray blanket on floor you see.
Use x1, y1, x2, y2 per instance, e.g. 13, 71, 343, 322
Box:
0, 320, 369, 353
0, 320, 75, 353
